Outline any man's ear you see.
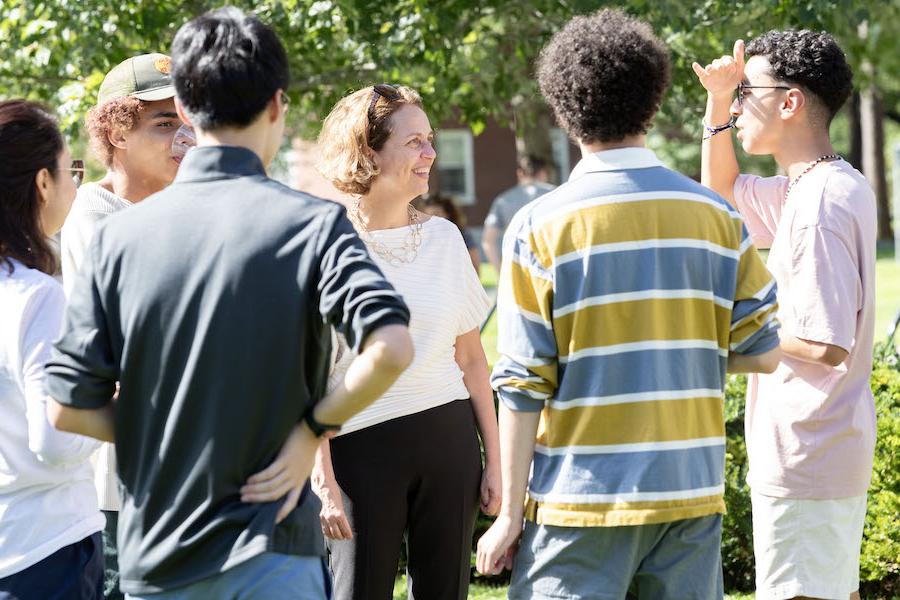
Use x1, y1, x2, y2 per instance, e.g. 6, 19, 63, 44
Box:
267, 91, 281, 123
107, 125, 128, 151
174, 98, 193, 128
780, 88, 806, 121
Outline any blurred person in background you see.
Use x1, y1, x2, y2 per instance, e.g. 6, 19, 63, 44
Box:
481, 154, 554, 274
413, 192, 480, 271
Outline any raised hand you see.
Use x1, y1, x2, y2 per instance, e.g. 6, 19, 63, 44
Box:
692, 40, 745, 98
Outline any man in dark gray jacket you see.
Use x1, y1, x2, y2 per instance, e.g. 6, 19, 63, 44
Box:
46, 8, 413, 599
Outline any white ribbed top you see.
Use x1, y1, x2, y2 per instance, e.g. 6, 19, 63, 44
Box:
335, 216, 490, 435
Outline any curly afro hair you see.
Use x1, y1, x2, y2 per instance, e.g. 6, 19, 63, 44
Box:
537, 9, 670, 144
746, 30, 853, 123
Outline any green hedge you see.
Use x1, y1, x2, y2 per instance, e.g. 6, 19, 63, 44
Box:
468, 348, 900, 595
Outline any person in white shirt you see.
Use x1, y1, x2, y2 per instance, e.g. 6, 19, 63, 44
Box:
59, 53, 183, 600
0, 99, 104, 598
310, 84, 501, 600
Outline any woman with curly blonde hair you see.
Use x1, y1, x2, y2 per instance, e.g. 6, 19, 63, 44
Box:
313, 84, 501, 600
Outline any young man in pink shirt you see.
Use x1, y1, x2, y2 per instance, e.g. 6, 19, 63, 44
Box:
694, 31, 876, 600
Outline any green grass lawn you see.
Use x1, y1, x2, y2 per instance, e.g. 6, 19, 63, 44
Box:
392, 574, 754, 599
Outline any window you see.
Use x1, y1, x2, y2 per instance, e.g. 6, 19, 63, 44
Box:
551, 128, 572, 183
435, 129, 475, 205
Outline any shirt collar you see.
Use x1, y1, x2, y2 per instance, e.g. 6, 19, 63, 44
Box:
174, 145, 266, 183
569, 147, 664, 181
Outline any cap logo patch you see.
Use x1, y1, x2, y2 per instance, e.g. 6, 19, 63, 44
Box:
154, 57, 171, 74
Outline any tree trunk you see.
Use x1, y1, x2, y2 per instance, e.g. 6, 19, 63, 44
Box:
513, 99, 558, 183
860, 87, 893, 240
846, 91, 862, 171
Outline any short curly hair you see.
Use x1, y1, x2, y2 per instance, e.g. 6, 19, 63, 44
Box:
85, 96, 144, 167
537, 9, 670, 144
746, 30, 852, 123
317, 85, 423, 196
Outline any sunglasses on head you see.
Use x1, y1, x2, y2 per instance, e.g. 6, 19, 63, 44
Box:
368, 83, 402, 117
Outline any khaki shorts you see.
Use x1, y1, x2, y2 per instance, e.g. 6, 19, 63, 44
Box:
751, 492, 867, 600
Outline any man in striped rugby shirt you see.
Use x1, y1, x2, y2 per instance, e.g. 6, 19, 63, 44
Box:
476, 9, 781, 599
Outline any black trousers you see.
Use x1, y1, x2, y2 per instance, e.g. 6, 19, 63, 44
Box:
328, 399, 482, 600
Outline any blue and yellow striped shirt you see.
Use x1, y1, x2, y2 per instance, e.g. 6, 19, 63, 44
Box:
491, 148, 779, 527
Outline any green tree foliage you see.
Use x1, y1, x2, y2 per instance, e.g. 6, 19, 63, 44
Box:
2, 0, 897, 141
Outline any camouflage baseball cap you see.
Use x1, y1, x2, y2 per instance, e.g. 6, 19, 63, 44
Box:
97, 53, 175, 105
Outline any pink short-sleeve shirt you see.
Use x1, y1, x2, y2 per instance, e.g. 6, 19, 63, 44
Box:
733, 161, 877, 499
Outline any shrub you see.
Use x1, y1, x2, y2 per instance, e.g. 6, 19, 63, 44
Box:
722, 347, 900, 597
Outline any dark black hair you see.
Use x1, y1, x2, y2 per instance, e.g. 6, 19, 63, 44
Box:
171, 7, 289, 130
746, 30, 852, 123
518, 155, 548, 178
537, 9, 670, 144
0, 100, 64, 275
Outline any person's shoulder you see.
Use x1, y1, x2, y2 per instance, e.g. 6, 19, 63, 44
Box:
424, 214, 464, 239
809, 161, 876, 234
822, 161, 875, 205
2, 261, 64, 310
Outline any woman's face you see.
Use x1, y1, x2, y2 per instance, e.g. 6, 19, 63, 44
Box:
38, 145, 78, 237
370, 104, 436, 201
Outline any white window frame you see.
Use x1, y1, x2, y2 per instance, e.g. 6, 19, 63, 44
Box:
435, 129, 476, 205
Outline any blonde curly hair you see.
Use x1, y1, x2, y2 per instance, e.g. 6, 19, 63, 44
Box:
317, 85, 422, 196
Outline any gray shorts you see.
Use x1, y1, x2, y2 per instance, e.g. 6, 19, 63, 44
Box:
509, 515, 723, 600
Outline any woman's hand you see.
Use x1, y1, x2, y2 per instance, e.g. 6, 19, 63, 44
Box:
692, 39, 745, 99
476, 514, 523, 575
480, 459, 502, 516
241, 422, 320, 524
313, 474, 353, 540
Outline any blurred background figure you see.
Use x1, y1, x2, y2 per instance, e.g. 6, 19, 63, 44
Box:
481, 154, 555, 274
413, 192, 480, 272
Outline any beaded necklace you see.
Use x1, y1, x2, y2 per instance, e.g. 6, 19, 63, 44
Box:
786, 154, 842, 199
348, 201, 423, 266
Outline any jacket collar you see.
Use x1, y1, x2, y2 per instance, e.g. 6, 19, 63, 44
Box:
174, 145, 266, 183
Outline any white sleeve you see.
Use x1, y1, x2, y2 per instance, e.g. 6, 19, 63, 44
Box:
451, 225, 492, 335
61, 209, 104, 298
22, 281, 101, 466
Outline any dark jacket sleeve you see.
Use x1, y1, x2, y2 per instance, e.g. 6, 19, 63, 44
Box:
316, 209, 410, 352
45, 227, 119, 409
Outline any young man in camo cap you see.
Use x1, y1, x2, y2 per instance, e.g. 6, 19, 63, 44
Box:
60, 52, 183, 600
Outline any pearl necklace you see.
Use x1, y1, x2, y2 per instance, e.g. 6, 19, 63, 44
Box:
786, 154, 842, 199
348, 201, 423, 266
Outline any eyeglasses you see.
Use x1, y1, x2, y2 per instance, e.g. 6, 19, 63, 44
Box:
279, 91, 290, 114
368, 83, 401, 118
69, 159, 85, 188
735, 82, 792, 107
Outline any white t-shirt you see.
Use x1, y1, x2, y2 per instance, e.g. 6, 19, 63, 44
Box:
0, 259, 104, 577
335, 216, 491, 435
61, 182, 131, 511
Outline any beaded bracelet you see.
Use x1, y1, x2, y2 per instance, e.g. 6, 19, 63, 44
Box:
702, 118, 735, 141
